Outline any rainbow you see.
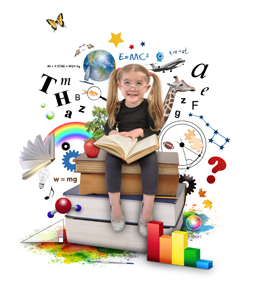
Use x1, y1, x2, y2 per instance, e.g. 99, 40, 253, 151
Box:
44, 122, 92, 147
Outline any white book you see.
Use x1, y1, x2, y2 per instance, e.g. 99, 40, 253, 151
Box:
19, 133, 55, 180
64, 183, 185, 228
65, 214, 183, 253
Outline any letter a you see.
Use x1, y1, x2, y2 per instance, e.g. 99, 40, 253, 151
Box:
191, 64, 209, 79
65, 110, 72, 118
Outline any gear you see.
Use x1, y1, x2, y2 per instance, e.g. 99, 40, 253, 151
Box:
61, 142, 70, 151
179, 174, 196, 195
62, 150, 81, 172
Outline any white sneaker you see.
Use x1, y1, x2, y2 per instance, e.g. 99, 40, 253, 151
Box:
110, 204, 125, 232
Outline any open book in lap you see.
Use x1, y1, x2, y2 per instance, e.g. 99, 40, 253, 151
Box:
93, 134, 159, 164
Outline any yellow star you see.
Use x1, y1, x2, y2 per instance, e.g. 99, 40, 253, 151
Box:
108, 32, 124, 48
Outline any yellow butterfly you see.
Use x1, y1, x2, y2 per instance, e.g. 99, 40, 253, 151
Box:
46, 13, 66, 32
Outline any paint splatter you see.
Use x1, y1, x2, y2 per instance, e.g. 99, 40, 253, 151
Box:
181, 208, 218, 241
24, 227, 138, 264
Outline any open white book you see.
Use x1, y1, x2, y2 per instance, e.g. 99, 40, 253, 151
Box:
19, 133, 55, 179
93, 134, 159, 164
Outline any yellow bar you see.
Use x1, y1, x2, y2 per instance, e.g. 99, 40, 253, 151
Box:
171, 231, 188, 266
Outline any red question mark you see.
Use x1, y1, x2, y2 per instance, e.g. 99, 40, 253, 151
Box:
207, 156, 226, 184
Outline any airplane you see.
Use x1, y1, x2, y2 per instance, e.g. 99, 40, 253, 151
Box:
147, 58, 185, 73
79, 66, 94, 85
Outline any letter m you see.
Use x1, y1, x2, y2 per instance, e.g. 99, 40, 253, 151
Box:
61, 78, 71, 85
130, 54, 139, 60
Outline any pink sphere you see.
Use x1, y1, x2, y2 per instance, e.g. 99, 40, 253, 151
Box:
55, 198, 72, 214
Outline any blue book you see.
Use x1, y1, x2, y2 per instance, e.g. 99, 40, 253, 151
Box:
63, 183, 185, 228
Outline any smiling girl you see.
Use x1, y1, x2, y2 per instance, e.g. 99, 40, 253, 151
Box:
104, 64, 164, 237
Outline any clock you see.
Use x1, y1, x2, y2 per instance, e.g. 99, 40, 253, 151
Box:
159, 120, 207, 172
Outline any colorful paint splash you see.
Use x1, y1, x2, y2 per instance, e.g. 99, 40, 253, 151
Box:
24, 227, 137, 264
43, 122, 92, 147
181, 209, 217, 241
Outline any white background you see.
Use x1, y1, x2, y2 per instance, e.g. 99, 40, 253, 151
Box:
1, 0, 258, 285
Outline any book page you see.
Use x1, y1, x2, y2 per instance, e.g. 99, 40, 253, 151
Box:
43, 135, 50, 156
20, 145, 49, 159
28, 141, 49, 158
22, 160, 52, 180
34, 135, 50, 158
43, 133, 55, 159
19, 159, 48, 170
94, 136, 125, 158
105, 134, 137, 158
50, 133, 55, 159
27, 140, 42, 155
96, 144, 124, 158
20, 152, 49, 160
128, 134, 158, 158
22, 145, 41, 158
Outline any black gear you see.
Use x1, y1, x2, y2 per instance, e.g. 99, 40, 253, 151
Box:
179, 174, 196, 195
61, 142, 70, 151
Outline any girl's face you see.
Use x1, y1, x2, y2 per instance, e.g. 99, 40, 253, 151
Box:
118, 71, 150, 108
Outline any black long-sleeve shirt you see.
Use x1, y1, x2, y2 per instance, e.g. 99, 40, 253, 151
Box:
104, 99, 160, 139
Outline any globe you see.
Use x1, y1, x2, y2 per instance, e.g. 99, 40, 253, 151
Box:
83, 50, 116, 82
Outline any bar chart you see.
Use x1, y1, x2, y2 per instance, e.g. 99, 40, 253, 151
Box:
147, 221, 213, 269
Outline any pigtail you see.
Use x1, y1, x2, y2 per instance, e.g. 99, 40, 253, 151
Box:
147, 73, 164, 131
107, 69, 121, 129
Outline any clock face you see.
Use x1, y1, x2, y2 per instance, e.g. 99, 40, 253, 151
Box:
159, 120, 207, 171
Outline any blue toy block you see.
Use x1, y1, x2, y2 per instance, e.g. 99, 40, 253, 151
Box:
196, 259, 213, 269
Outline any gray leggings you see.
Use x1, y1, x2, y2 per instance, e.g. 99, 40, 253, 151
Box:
105, 151, 158, 195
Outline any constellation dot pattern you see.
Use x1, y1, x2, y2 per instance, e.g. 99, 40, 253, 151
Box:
188, 113, 230, 150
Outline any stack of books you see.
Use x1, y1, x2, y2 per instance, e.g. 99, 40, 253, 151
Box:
64, 183, 185, 253
75, 148, 179, 196
64, 147, 185, 253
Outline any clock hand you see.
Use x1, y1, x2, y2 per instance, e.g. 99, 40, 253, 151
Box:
179, 137, 188, 166
175, 140, 204, 157
176, 139, 205, 170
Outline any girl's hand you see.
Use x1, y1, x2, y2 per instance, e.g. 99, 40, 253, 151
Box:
119, 128, 144, 142
109, 130, 119, 135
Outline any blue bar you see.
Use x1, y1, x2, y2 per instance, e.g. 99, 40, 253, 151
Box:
196, 259, 213, 269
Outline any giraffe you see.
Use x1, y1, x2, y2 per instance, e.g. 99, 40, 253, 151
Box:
163, 76, 195, 125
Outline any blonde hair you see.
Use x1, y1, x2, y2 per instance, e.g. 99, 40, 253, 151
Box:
106, 64, 164, 131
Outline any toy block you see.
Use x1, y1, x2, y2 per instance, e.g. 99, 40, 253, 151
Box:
147, 221, 163, 262
184, 247, 200, 267
196, 259, 213, 269
171, 231, 188, 266
159, 235, 172, 264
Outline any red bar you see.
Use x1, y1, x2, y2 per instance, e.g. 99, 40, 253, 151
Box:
147, 221, 163, 262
